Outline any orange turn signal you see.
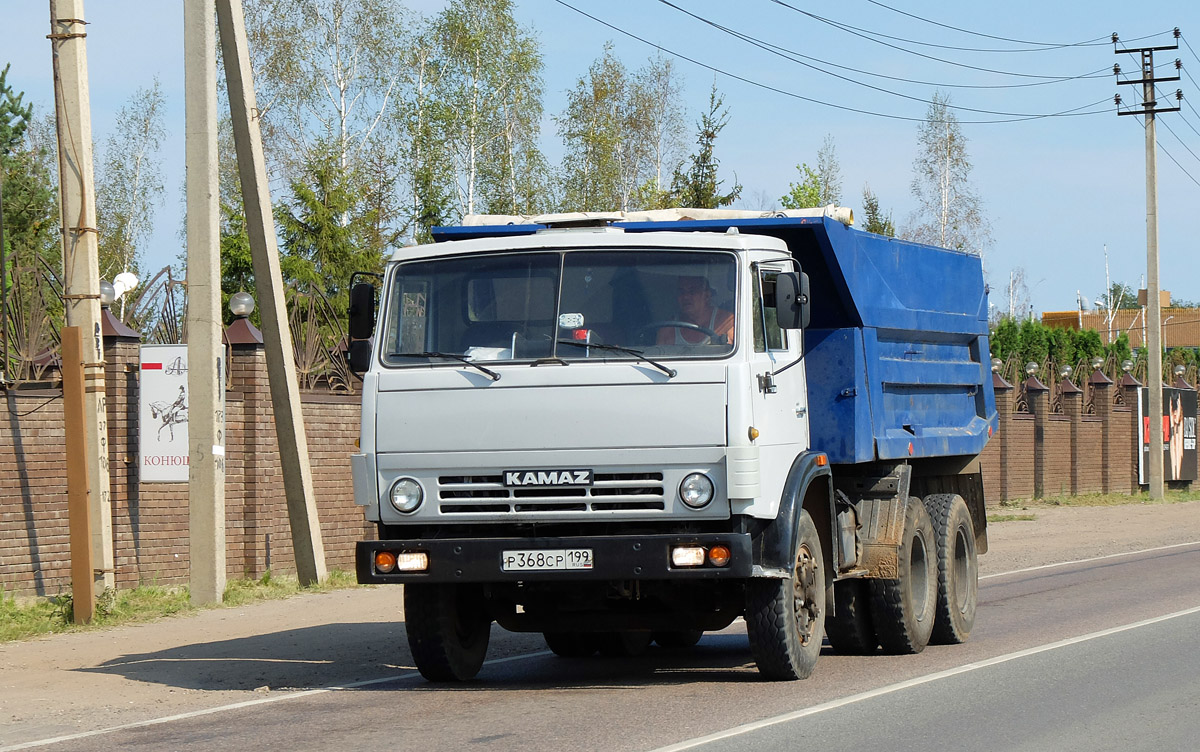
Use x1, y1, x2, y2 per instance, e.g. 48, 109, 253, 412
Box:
375, 551, 397, 573
815, 454, 827, 467
708, 545, 732, 567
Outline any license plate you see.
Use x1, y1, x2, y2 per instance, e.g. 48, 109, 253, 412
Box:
501, 549, 594, 572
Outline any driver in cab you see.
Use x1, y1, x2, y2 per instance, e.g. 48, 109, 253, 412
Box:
657, 275, 734, 346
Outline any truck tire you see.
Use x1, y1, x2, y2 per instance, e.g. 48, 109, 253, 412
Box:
923, 493, 978, 645
404, 583, 491, 681
824, 579, 877, 654
597, 631, 653, 657
543, 632, 598, 657
745, 509, 826, 680
869, 499, 937, 654
654, 630, 704, 649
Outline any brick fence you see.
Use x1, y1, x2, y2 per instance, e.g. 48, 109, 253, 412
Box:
2, 330, 370, 599
2, 338, 1191, 599
978, 370, 1194, 504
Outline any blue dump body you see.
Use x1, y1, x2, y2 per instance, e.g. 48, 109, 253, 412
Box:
433, 216, 998, 465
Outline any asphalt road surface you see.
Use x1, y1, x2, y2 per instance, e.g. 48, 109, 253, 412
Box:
5, 540, 1199, 752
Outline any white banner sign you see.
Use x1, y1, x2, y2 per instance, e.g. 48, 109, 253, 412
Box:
139, 344, 192, 482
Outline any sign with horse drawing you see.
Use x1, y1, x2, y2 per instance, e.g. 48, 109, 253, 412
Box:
140, 345, 216, 482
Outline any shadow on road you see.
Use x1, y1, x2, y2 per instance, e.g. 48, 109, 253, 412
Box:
76, 624, 806, 691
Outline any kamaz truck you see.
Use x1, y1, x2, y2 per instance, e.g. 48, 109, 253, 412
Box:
348, 207, 997, 682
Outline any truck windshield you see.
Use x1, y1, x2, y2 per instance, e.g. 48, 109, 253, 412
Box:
380, 249, 736, 365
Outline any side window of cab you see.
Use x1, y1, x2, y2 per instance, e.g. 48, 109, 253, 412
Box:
752, 268, 788, 353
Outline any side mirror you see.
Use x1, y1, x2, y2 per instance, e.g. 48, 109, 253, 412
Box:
348, 278, 379, 377
349, 281, 377, 340
348, 339, 373, 374
775, 271, 810, 330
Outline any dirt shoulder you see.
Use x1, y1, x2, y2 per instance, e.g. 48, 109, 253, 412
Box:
3, 500, 1200, 748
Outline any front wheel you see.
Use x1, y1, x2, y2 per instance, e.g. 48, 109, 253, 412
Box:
923, 494, 979, 644
404, 583, 491, 681
745, 509, 826, 680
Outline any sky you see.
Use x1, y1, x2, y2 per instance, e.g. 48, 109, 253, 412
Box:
4, 0, 1200, 318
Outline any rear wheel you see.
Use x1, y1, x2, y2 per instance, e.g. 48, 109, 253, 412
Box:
543, 632, 598, 657
825, 578, 877, 654
869, 499, 937, 654
404, 583, 491, 681
923, 494, 979, 644
745, 509, 826, 680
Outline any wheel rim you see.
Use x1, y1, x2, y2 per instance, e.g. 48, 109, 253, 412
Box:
952, 526, 970, 613
910, 533, 929, 621
793, 543, 821, 646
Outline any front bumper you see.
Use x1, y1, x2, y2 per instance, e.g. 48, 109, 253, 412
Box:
356, 533, 753, 584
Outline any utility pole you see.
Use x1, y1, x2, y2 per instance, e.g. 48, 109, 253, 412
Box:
49, 1, 114, 592
185, 0, 226, 605
1116, 29, 1182, 500
216, 0, 327, 585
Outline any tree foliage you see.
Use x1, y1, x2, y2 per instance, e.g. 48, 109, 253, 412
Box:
905, 92, 989, 252
669, 83, 740, 209
95, 79, 166, 289
861, 185, 895, 237
277, 143, 385, 318
780, 136, 841, 210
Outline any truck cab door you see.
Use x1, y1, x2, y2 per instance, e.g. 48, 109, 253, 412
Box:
748, 263, 810, 498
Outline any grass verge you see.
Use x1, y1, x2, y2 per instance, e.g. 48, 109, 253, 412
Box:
0, 569, 359, 644
997, 489, 1200, 510
987, 513, 1038, 523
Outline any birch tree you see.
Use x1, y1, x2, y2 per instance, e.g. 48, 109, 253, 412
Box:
558, 48, 686, 212
434, 0, 544, 218
905, 92, 989, 252
95, 79, 166, 286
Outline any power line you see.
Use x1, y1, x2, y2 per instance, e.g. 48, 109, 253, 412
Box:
655, 0, 1109, 92
863, 0, 1158, 49
1131, 116, 1200, 190
770, 0, 1125, 80
553, 0, 1112, 125
1159, 117, 1200, 167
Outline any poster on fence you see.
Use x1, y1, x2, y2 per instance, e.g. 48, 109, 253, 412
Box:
139, 344, 191, 482
1138, 387, 1198, 484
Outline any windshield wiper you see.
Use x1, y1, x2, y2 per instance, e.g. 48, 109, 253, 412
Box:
392, 351, 501, 381
556, 340, 676, 378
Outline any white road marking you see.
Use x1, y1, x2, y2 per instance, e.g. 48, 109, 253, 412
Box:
649, 604, 1200, 752
980, 539, 1200, 580
0, 651, 551, 751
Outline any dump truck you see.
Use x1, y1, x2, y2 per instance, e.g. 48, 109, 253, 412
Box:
347, 207, 997, 681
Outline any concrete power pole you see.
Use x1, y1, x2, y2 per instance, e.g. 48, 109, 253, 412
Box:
49, 1, 114, 592
216, 0, 327, 585
1116, 30, 1182, 500
185, 0, 227, 605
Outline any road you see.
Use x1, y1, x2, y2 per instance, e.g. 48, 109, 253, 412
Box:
4, 540, 1199, 752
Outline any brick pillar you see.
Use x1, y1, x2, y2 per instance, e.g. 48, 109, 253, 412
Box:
1089, 372, 1115, 493
1062, 380, 1084, 495
103, 319, 141, 587
993, 374, 1013, 503
1121, 374, 1143, 493
1026, 376, 1050, 499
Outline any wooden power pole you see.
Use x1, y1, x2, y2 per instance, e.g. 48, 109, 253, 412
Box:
1116, 29, 1182, 500
216, 0, 327, 585
49, 0, 114, 593
185, 0, 227, 605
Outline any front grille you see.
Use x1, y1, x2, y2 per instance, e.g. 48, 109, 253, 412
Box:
437, 472, 666, 514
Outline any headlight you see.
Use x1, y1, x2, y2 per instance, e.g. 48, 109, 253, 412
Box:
679, 473, 715, 508
388, 477, 424, 513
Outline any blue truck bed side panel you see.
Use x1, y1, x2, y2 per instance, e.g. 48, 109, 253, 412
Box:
432, 216, 998, 464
